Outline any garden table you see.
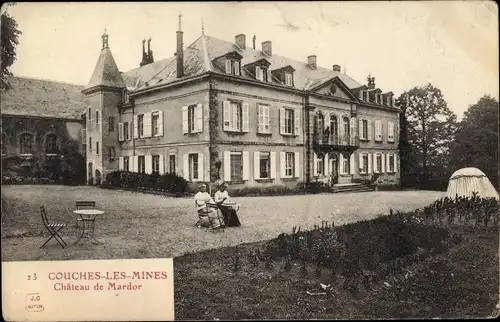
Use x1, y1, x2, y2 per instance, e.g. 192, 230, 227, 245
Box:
73, 209, 104, 245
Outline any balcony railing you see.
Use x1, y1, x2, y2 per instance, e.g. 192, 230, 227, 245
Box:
314, 134, 360, 147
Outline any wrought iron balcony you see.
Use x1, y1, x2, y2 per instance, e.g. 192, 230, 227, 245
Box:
313, 134, 360, 151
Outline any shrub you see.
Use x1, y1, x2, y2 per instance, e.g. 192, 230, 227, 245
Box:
104, 170, 188, 194
228, 185, 305, 197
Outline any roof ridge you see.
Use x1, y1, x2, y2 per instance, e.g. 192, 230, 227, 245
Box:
10, 75, 85, 87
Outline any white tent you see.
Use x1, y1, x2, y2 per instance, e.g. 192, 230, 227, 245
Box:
445, 167, 499, 200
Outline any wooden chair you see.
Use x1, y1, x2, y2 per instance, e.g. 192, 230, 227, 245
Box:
40, 205, 67, 248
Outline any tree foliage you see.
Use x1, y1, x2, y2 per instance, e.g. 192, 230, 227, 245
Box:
1, 6, 22, 89
450, 95, 499, 189
397, 83, 458, 189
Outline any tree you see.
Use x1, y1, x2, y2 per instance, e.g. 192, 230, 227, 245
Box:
450, 95, 499, 189
1, 5, 22, 89
397, 83, 458, 190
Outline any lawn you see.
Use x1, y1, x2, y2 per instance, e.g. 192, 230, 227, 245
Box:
1, 185, 443, 261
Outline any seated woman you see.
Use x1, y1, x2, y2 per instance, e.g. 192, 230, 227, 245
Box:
214, 182, 241, 227
194, 184, 222, 229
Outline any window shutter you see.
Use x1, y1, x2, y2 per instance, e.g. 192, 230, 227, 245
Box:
359, 153, 364, 173
339, 153, 345, 175
294, 109, 300, 135
373, 153, 378, 173
294, 152, 300, 178
381, 153, 386, 173
198, 153, 204, 181
265, 105, 271, 133
242, 151, 249, 180
159, 155, 164, 175
324, 153, 329, 175
225, 60, 231, 74
349, 153, 355, 175
223, 101, 231, 131
143, 113, 152, 138
182, 106, 189, 134
183, 154, 189, 180
133, 115, 139, 138
279, 108, 285, 134
358, 119, 364, 139
145, 155, 152, 174
313, 153, 318, 176
270, 152, 276, 179
258, 105, 263, 133
280, 152, 286, 178
118, 123, 124, 141
223, 151, 231, 182
386, 152, 390, 173
158, 111, 164, 136
195, 104, 203, 133
256, 66, 262, 81
358, 90, 363, 100
253, 152, 260, 180
127, 123, 132, 141
133, 156, 139, 173
119, 157, 124, 170
81, 129, 86, 144
367, 119, 372, 141
242, 103, 249, 132
394, 153, 398, 173
368, 153, 372, 174
234, 61, 240, 76
388, 122, 394, 142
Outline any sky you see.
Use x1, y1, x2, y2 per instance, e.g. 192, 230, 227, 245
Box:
3, 1, 499, 120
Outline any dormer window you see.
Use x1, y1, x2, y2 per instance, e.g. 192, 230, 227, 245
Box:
255, 66, 268, 82
362, 90, 368, 101
285, 73, 293, 86
225, 59, 240, 76
122, 89, 129, 104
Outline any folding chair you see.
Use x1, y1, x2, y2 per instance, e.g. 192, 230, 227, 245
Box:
40, 205, 67, 248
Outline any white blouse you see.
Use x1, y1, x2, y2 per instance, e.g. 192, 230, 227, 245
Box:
214, 190, 230, 203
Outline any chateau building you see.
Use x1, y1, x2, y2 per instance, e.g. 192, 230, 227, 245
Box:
83, 17, 400, 188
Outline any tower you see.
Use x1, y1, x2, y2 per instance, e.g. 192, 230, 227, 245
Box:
82, 30, 126, 184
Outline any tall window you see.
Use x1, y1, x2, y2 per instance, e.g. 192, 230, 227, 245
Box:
258, 104, 271, 133
376, 154, 382, 173
330, 115, 338, 142
343, 117, 350, 141
138, 156, 145, 174
45, 134, 57, 154
20, 133, 33, 155
188, 105, 196, 133
285, 72, 293, 86
285, 152, 295, 177
89, 137, 92, 152
152, 112, 159, 136
88, 108, 91, 120
138, 114, 144, 138
316, 113, 324, 143
316, 153, 324, 176
259, 152, 270, 179
169, 154, 176, 173
230, 152, 243, 181
96, 110, 99, 124
343, 153, 349, 174
362, 119, 368, 140
108, 117, 114, 132
361, 154, 369, 174
152, 155, 160, 174
124, 122, 130, 140
284, 109, 295, 135
123, 157, 130, 171
96, 141, 99, 155
388, 154, 395, 173
189, 153, 199, 180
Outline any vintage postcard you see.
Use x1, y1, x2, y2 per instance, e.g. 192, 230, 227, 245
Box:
1, 1, 499, 320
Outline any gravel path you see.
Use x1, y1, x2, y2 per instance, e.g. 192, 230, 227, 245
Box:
1, 185, 444, 261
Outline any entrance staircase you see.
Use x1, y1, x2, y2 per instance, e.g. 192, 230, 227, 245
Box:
331, 183, 375, 193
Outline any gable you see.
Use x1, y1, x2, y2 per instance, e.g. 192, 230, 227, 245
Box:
312, 78, 356, 100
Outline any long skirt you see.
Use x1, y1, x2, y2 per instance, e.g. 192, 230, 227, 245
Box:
198, 209, 221, 229
219, 205, 241, 227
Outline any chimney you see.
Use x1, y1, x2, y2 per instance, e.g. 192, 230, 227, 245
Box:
147, 38, 154, 64
307, 55, 317, 69
367, 74, 375, 89
176, 14, 184, 78
140, 39, 148, 67
252, 35, 256, 49
235, 34, 246, 49
332, 64, 341, 72
262, 41, 272, 56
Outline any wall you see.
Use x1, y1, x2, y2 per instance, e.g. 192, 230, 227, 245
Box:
85, 92, 103, 183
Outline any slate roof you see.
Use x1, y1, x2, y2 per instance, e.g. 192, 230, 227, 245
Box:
125, 34, 363, 93
85, 47, 126, 90
0, 76, 87, 120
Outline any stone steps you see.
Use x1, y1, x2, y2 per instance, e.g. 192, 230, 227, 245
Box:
331, 183, 375, 193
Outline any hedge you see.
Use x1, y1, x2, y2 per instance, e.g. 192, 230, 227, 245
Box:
105, 171, 189, 194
